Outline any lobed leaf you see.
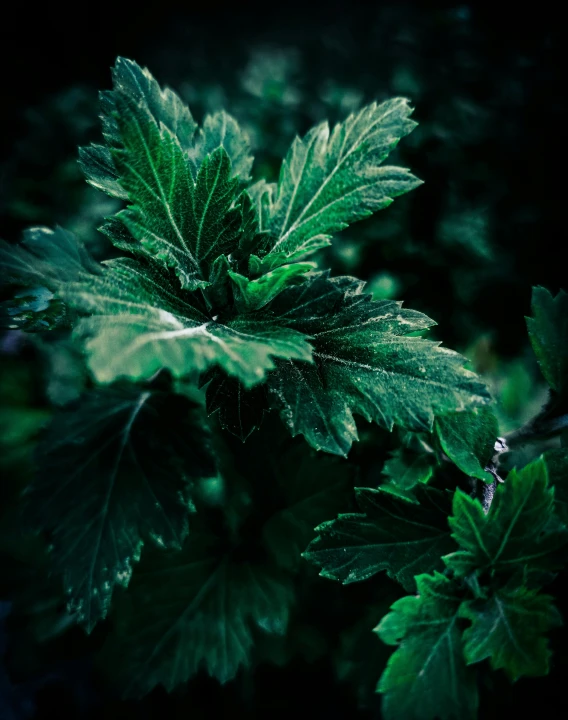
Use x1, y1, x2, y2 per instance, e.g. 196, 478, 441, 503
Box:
264, 273, 491, 455
24, 385, 216, 631
0, 226, 100, 331
303, 485, 454, 591
60, 257, 313, 387
444, 457, 568, 578
262, 98, 422, 267
460, 585, 562, 681
376, 572, 477, 720
99, 536, 294, 697
526, 286, 568, 396
380, 447, 436, 500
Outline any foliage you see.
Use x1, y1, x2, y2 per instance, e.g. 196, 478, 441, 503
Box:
0, 28, 567, 720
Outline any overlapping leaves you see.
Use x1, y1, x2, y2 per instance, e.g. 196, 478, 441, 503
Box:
444, 457, 568, 578
263, 273, 491, 455
24, 384, 216, 631
0, 226, 100, 331
60, 256, 312, 386
99, 534, 294, 697
373, 458, 568, 719
376, 572, 477, 720
2, 59, 492, 460
304, 484, 454, 591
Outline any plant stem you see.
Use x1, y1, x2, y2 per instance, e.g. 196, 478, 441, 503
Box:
504, 412, 568, 449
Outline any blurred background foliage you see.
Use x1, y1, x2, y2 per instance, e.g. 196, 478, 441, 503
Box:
0, 2, 566, 717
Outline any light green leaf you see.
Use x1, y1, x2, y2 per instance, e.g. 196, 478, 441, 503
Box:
264, 273, 491, 455
526, 286, 568, 395
262, 98, 421, 267
303, 485, 454, 591
460, 585, 562, 681
23, 385, 216, 632
229, 262, 314, 312
435, 406, 498, 482
444, 457, 568, 578
99, 536, 294, 697
61, 257, 313, 386
376, 572, 477, 720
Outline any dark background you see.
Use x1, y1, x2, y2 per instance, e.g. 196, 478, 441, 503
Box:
1, 2, 567, 718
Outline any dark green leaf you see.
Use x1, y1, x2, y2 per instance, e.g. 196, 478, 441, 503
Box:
263, 98, 421, 267
303, 484, 454, 591
0, 227, 100, 329
263, 444, 354, 571
111, 93, 243, 288
24, 385, 216, 631
526, 286, 568, 395
444, 457, 568, 578
100, 536, 294, 697
544, 447, 568, 524
376, 572, 477, 720
0, 227, 100, 290
435, 406, 498, 482
265, 273, 491, 455
204, 371, 268, 441
380, 447, 436, 499
460, 585, 561, 681
79, 57, 197, 198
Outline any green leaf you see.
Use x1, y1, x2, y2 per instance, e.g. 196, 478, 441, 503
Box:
204, 371, 268, 441
0, 226, 99, 291
111, 92, 243, 288
32, 335, 87, 407
229, 262, 314, 312
82, 58, 256, 289
335, 600, 397, 710
376, 572, 477, 720
303, 485, 454, 591
264, 273, 491, 455
262, 98, 421, 267
435, 406, 498, 482
262, 444, 354, 571
100, 536, 294, 697
0, 226, 99, 330
526, 286, 568, 395
79, 57, 197, 198
444, 457, 568, 578
460, 585, 562, 681
61, 257, 313, 387
24, 385, 216, 632
190, 110, 254, 182
380, 447, 436, 499
544, 447, 568, 524
0, 287, 68, 332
